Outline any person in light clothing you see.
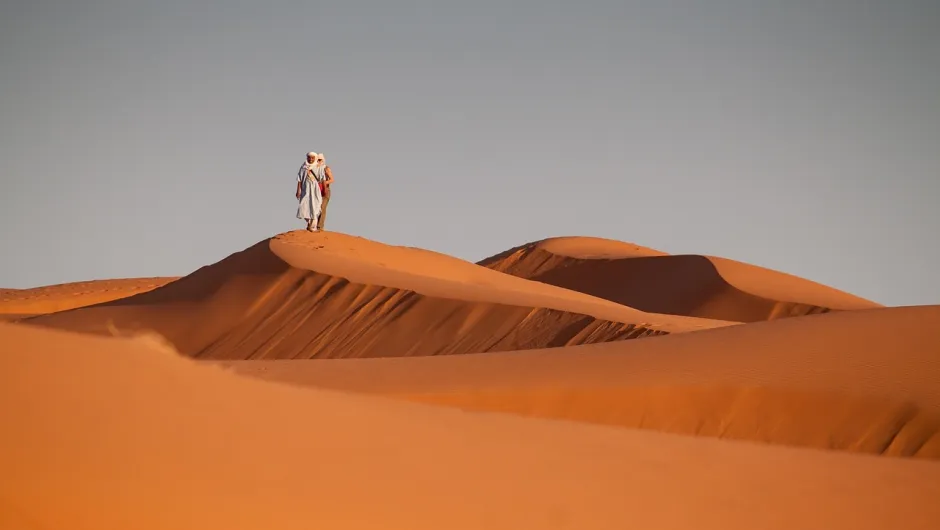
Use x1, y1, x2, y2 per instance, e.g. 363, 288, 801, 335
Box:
296, 151, 324, 231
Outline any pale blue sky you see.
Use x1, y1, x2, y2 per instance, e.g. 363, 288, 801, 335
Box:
2, 0, 938, 306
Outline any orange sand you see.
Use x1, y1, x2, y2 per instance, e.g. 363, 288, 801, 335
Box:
2, 230, 938, 529
480, 237, 881, 322
226, 305, 940, 457
25, 232, 728, 359
2, 322, 939, 530
0, 277, 177, 318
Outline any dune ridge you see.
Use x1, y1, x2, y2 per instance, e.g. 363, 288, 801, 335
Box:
0, 277, 178, 318
223, 305, 940, 458
480, 237, 881, 322
3, 322, 939, 530
398, 385, 940, 458
25, 232, 738, 360
480, 235, 668, 274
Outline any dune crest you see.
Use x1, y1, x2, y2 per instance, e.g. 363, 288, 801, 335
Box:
0, 277, 178, 318
479, 236, 881, 322
25, 232, 732, 359
224, 305, 940, 459
400, 384, 940, 458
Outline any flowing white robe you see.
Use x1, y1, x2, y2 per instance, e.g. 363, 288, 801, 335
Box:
296, 162, 324, 223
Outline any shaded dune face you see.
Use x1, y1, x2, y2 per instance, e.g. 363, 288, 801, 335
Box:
0, 314, 32, 322
479, 240, 881, 322
26, 238, 667, 360
516, 254, 836, 322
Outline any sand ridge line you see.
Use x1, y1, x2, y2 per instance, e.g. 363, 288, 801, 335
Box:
271, 231, 730, 332
220, 305, 940, 458
25, 234, 681, 359
0, 277, 179, 316
479, 236, 881, 322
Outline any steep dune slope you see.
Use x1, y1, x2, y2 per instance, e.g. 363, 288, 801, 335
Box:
0, 277, 178, 318
479, 237, 881, 322
224, 305, 940, 458
3, 322, 939, 530
25, 232, 728, 360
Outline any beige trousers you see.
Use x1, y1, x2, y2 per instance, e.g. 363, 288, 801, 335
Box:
317, 187, 330, 230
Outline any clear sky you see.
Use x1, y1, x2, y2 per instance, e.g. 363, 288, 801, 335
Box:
2, 0, 938, 306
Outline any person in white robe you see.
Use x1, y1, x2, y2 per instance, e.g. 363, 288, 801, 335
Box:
295, 151, 324, 231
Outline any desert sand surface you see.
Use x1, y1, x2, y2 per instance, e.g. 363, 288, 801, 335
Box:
0, 277, 177, 319
25, 231, 729, 359
3, 230, 939, 529
480, 236, 881, 322
225, 305, 940, 458
2, 322, 939, 530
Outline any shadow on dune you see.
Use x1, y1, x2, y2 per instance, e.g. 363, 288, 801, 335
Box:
480, 243, 855, 322
24, 238, 668, 359
530, 255, 834, 323
90, 239, 289, 307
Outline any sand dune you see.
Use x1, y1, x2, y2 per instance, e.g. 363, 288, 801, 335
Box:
24, 231, 729, 360
2, 322, 939, 530
480, 236, 669, 275
0, 277, 177, 318
480, 236, 881, 322
4, 229, 936, 528
224, 305, 940, 458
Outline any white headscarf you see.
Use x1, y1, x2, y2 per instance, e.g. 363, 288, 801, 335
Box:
299, 152, 324, 182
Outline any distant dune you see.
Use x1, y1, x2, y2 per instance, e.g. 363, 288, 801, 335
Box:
3, 322, 939, 530
480, 237, 881, 322
25, 232, 728, 359
0, 277, 178, 319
